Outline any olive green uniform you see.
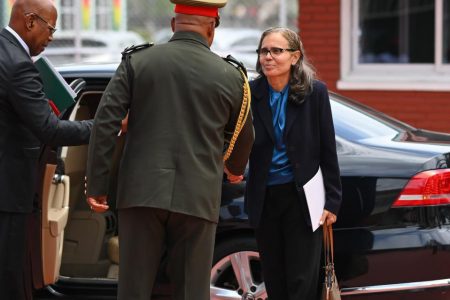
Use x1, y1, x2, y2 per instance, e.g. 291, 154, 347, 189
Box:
86, 31, 254, 299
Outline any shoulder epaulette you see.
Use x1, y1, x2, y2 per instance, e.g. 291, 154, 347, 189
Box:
222, 55, 248, 78
121, 42, 153, 100
121, 42, 154, 59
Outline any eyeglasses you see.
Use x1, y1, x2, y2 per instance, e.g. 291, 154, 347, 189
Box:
26, 12, 57, 35
256, 47, 296, 57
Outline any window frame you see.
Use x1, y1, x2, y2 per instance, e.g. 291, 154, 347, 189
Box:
338, 0, 450, 91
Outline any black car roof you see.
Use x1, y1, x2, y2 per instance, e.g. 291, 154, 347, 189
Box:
57, 63, 119, 79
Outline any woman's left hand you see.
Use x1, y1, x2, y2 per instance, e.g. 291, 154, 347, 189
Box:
320, 209, 337, 226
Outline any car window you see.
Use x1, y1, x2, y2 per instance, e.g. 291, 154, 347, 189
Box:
229, 37, 260, 48
82, 39, 107, 47
49, 38, 75, 47
331, 99, 400, 141
42, 31, 145, 65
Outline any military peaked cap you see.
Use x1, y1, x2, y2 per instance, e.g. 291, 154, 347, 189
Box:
170, 0, 227, 8
171, 0, 227, 18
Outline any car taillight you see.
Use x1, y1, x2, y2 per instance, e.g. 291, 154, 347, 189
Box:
392, 169, 450, 207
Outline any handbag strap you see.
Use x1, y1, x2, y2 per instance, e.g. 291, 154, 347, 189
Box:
322, 224, 335, 266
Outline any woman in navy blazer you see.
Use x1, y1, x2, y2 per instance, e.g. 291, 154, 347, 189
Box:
245, 27, 342, 299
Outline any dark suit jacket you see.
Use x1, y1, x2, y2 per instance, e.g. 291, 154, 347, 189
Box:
0, 28, 92, 213
86, 31, 254, 223
245, 76, 342, 228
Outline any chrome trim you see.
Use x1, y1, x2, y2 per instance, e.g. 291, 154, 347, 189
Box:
341, 278, 450, 295
52, 174, 64, 184
57, 275, 117, 284
44, 285, 65, 297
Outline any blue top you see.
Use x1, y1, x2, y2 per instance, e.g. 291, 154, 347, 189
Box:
267, 84, 294, 185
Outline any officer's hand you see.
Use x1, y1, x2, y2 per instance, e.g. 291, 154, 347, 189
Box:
87, 195, 109, 213
224, 166, 243, 184
120, 113, 129, 136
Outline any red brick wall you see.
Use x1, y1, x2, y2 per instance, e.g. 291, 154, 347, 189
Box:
299, 0, 340, 88
299, 0, 450, 133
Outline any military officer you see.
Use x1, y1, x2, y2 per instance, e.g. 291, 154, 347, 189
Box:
85, 0, 254, 299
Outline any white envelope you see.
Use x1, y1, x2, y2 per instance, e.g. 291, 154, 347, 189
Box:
303, 167, 325, 232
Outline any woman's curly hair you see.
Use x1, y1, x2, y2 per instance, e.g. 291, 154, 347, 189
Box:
255, 27, 316, 105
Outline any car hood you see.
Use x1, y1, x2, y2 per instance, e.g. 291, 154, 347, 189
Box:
362, 129, 450, 156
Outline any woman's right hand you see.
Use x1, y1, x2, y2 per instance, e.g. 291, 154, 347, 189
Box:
224, 166, 243, 184
319, 209, 337, 226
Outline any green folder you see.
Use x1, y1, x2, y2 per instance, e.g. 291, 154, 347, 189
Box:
34, 56, 76, 113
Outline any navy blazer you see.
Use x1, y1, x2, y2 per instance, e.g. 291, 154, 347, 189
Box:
0, 28, 92, 213
245, 76, 342, 228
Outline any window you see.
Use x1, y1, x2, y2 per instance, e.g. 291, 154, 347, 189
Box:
0, 1, 4, 26
331, 99, 401, 142
339, 0, 450, 91
60, 0, 75, 30
444, 0, 450, 63
359, 0, 434, 64
96, 0, 112, 30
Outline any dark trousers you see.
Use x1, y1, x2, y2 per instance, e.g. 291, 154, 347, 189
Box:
0, 211, 32, 300
118, 207, 217, 300
255, 183, 323, 300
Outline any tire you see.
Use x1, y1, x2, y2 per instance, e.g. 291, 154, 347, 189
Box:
210, 237, 267, 300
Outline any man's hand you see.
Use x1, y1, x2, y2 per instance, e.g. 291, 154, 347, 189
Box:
224, 166, 244, 184
319, 209, 337, 226
87, 195, 109, 213
85, 177, 108, 212
119, 113, 129, 136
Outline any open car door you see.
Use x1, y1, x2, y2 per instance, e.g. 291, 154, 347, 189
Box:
40, 162, 70, 285
33, 79, 87, 288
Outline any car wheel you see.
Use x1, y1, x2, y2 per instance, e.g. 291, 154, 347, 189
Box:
210, 237, 267, 300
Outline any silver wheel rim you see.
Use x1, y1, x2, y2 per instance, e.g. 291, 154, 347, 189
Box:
210, 250, 267, 300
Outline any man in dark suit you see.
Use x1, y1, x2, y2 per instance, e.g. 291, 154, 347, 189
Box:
0, 0, 92, 299
85, 0, 254, 299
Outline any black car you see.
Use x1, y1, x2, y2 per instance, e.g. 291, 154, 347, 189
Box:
33, 64, 450, 300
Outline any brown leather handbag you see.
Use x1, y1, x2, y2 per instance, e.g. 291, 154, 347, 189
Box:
321, 224, 341, 300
